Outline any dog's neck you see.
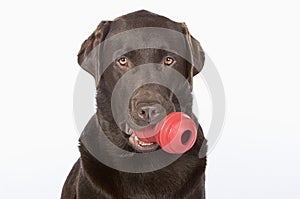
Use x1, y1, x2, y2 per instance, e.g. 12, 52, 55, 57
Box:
79, 138, 206, 198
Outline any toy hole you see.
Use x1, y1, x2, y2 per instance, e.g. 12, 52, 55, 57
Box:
181, 130, 191, 145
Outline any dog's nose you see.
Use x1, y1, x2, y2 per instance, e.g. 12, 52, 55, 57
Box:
137, 104, 165, 123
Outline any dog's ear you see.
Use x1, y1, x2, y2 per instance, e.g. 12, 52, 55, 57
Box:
181, 23, 205, 79
77, 21, 111, 85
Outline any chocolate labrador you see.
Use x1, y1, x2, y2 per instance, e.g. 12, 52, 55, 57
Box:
61, 10, 207, 199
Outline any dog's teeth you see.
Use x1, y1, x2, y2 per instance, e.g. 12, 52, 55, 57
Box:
133, 135, 154, 147
134, 135, 139, 141
138, 141, 154, 146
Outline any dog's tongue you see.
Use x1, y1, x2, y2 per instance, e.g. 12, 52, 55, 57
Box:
132, 126, 157, 142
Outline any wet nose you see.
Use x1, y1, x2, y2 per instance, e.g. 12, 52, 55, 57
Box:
137, 104, 165, 123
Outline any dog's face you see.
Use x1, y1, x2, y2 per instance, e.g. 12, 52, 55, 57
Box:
78, 10, 204, 153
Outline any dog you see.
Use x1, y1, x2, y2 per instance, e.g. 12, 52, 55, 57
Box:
61, 10, 207, 199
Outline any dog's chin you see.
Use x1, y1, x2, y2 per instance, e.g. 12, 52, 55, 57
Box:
124, 124, 160, 153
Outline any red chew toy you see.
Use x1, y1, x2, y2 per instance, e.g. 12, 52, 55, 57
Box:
132, 112, 197, 154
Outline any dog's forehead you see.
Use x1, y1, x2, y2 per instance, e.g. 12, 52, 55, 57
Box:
101, 27, 188, 67
100, 11, 188, 63
109, 10, 183, 35
93, 10, 192, 70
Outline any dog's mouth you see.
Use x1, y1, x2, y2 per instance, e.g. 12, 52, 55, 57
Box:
125, 124, 160, 152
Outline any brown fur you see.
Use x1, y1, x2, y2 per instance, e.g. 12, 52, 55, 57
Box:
61, 10, 206, 199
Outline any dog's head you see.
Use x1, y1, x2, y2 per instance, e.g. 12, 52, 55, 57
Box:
78, 10, 205, 153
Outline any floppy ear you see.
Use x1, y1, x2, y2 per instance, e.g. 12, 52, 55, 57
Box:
181, 23, 205, 81
77, 21, 111, 85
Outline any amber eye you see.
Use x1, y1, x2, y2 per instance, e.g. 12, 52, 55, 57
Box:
164, 56, 175, 65
118, 56, 128, 66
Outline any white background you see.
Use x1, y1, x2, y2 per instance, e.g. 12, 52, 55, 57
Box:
0, 0, 299, 198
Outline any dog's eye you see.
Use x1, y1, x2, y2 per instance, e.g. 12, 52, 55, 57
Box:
117, 56, 128, 66
164, 56, 175, 66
